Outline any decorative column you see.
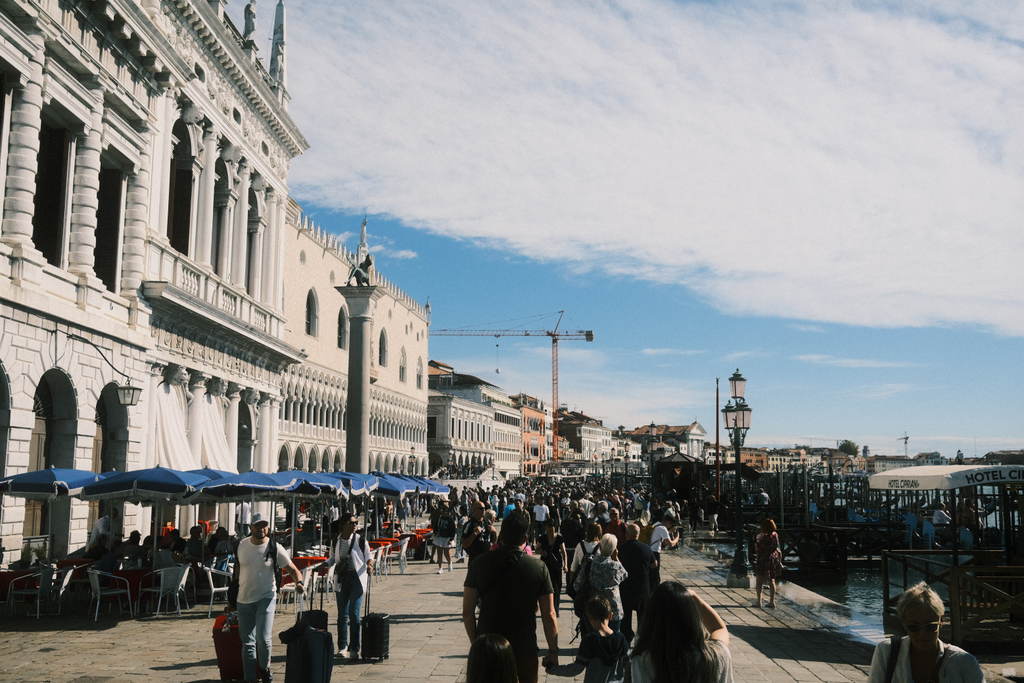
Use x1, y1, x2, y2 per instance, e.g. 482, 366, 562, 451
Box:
67, 91, 104, 278
337, 286, 384, 473
194, 124, 219, 267
187, 371, 207, 464
226, 382, 241, 470
257, 392, 274, 473
230, 160, 250, 288
1, 33, 45, 248
260, 189, 277, 306
121, 133, 152, 297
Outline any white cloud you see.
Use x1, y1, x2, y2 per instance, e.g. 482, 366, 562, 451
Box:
371, 246, 418, 260
795, 354, 910, 368
791, 324, 827, 334
248, 1, 1024, 335
641, 348, 704, 356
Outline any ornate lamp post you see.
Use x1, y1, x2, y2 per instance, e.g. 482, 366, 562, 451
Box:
723, 369, 752, 588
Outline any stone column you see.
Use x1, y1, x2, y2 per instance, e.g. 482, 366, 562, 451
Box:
338, 286, 384, 474
259, 189, 277, 306
1, 33, 45, 247
156, 95, 181, 240
258, 392, 274, 473
194, 125, 219, 267
187, 371, 207, 464
67, 92, 104, 278
248, 222, 264, 302
121, 133, 152, 297
225, 383, 241, 471
231, 161, 250, 288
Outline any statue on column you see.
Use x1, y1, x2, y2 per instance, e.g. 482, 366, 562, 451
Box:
347, 217, 374, 286
243, 0, 258, 41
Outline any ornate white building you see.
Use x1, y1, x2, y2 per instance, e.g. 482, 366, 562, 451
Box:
0, 0, 428, 559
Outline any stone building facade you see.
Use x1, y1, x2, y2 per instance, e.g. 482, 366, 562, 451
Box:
0, 0, 428, 559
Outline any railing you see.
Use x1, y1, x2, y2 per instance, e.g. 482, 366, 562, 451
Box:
148, 240, 283, 338
950, 565, 1024, 647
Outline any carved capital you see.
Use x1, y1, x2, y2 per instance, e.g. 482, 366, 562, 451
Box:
207, 377, 225, 396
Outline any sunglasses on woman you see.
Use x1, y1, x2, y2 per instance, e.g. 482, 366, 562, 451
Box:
904, 622, 940, 633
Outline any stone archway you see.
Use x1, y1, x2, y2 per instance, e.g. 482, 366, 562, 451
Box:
30, 368, 79, 557
237, 401, 254, 473
293, 445, 305, 471
308, 446, 319, 472
0, 358, 11, 476
278, 444, 290, 472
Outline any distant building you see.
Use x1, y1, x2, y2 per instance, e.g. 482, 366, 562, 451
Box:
865, 455, 915, 473
561, 410, 613, 464
511, 393, 546, 477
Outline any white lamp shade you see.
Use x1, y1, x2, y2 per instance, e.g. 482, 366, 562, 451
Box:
728, 370, 746, 400
735, 402, 752, 430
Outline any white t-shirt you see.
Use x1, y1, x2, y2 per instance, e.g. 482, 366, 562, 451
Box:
649, 524, 671, 552
533, 504, 549, 522
570, 541, 599, 574
237, 538, 291, 604
632, 639, 733, 683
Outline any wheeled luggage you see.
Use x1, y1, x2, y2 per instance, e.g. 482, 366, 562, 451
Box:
359, 573, 389, 661
213, 613, 246, 681
280, 621, 334, 683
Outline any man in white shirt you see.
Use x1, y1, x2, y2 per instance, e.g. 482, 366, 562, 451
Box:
231, 512, 303, 683
647, 513, 679, 588
932, 503, 952, 526
89, 508, 119, 547
236, 501, 252, 538
532, 500, 550, 542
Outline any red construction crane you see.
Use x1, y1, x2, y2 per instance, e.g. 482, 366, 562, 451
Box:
431, 311, 594, 462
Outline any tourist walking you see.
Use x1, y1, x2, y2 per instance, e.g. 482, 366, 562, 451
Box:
617, 523, 657, 642
325, 512, 373, 660
230, 512, 304, 683
754, 518, 782, 609
573, 534, 628, 634
434, 500, 457, 573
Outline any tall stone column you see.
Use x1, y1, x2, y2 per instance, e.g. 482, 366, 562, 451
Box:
258, 392, 274, 473
194, 125, 219, 267
248, 222, 264, 302
1, 33, 45, 247
260, 189, 277, 306
67, 93, 104, 278
338, 286, 384, 474
226, 383, 241, 471
187, 371, 207, 465
231, 161, 250, 288
121, 133, 152, 297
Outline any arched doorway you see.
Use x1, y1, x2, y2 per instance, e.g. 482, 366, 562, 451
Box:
0, 358, 10, 475
91, 383, 129, 543
28, 369, 78, 557
278, 445, 290, 472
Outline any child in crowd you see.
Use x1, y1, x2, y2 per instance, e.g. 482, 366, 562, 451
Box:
546, 595, 629, 683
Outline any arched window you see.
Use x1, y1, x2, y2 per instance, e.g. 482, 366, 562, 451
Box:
399, 348, 407, 383
416, 358, 423, 389
337, 309, 347, 349
305, 289, 318, 336
378, 329, 388, 367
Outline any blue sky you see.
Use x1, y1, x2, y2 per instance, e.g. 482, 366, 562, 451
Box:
231, 1, 1024, 457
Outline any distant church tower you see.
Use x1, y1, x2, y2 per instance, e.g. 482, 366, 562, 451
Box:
269, 0, 288, 102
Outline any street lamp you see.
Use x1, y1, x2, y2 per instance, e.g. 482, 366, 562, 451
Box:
723, 369, 752, 588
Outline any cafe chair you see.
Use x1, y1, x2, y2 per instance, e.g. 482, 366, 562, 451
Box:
86, 569, 133, 621
55, 565, 77, 615
201, 566, 232, 618
313, 562, 335, 604
278, 565, 313, 612
139, 565, 191, 616
6, 566, 54, 618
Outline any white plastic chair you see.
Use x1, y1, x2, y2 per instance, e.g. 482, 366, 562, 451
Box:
139, 565, 191, 616
55, 566, 76, 615
6, 566, 53, 618
87, 569, 133, 621
315, 562, 336, 604
372, 547, 385, 585
397, 537, 410, 575
278, 565, 313, 612
202, 566, 232, 617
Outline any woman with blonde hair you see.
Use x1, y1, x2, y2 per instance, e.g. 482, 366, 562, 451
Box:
867, 582, 983, 683
754, 518, 782, 608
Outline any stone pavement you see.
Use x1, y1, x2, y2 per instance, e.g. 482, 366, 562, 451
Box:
0, 544, 1019, 683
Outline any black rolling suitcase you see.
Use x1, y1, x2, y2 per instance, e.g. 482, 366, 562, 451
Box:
360, 575, 389, 662
279, 593, 334, 683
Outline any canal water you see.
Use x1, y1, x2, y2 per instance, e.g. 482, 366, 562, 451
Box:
684, 536, 886, 645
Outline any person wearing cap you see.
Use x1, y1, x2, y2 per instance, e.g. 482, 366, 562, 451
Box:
231, 512, 304, 683
325, 512, 373, 660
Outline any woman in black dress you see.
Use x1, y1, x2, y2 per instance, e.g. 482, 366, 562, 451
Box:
538, 517, 568, 616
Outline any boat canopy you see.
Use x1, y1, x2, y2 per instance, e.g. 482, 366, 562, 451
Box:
868, 464, 1024, 491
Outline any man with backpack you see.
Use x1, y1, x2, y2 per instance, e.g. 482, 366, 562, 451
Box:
641, 511, 679, 588
325, 512, 373, 661
231, 512, 304, 683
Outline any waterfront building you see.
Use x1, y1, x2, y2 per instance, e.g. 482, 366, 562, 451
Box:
511, 392, 546, 477
560, 410, 613, 465
426, 361, 509, 475
0, 0, 428, 559
864, 455, 915, 473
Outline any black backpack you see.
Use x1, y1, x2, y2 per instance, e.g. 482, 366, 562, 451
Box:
572, 546, 597, 619
436, 514, 456, 537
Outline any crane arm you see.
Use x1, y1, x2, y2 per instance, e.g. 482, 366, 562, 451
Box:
432, 329, 593, 341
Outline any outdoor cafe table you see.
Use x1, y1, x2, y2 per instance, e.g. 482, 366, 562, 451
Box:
112, 568, 150, 606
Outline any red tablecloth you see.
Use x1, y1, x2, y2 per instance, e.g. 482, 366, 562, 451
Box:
111, 569, 151, 604
292, 556, 327, 571
0, 570, 37, 601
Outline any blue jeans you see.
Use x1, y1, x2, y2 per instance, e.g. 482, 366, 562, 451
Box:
337, 571, 364, 652
237, 595, 276, 680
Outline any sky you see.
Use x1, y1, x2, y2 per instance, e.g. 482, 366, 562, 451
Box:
230, 1, 1024, 458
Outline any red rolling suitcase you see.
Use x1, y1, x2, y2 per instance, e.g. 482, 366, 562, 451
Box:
213, 613, 246, 681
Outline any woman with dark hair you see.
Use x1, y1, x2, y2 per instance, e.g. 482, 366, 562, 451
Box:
467, 633, 520, 683
629, 581, 733, 683
754, 519, 782, 609
569, 522, 605, 590
537, 516, 567, 616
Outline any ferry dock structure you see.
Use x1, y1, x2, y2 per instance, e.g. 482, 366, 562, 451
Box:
2, 539, 1019, 683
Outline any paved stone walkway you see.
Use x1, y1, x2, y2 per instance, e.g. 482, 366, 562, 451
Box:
0, 543, 1018, 682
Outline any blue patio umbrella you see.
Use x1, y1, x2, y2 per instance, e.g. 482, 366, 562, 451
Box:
0, 467, 103, 500
324, 471, 378, 497
185, 470, 308, 503
186, 467, 236, 482
370, 472, 416, 501
79, 465, 211, 504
